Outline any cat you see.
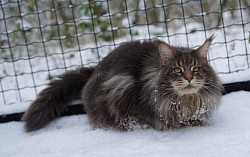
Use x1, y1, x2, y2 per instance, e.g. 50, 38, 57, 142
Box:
22, 36, 223, 132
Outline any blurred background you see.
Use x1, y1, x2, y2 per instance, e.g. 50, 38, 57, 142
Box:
0, 0, 249, 106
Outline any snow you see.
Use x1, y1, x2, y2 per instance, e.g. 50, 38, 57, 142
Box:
0, 91, 250, 157
0, 102, 30, 115
219, 68, 250, 84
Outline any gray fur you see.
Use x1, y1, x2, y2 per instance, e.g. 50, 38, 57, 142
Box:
22, 37, 223, 132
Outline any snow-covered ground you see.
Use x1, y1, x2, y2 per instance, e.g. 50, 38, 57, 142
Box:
0, 91, 250, 157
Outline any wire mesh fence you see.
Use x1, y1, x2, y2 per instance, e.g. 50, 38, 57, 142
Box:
0, 0, 250, 106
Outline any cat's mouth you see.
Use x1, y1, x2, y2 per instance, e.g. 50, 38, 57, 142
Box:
172, 79, 203, 95
180, 86, 199, 95
175, 84, 201, 95
184, 84, 195, 89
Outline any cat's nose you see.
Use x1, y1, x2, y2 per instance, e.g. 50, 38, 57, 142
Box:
186, 78, 193, 83
184, 75, 193, 83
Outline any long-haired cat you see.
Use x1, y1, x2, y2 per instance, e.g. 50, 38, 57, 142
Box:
22, 36, 223, 132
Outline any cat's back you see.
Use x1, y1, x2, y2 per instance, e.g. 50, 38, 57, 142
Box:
97, 40, 159, 73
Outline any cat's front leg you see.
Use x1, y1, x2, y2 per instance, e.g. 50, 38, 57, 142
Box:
116, 114, 150, 131
152, 114, 181, 131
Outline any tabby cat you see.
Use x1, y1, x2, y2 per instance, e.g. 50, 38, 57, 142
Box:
22, 36, 223, 132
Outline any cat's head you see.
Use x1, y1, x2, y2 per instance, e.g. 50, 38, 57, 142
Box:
158, 35, 219, 96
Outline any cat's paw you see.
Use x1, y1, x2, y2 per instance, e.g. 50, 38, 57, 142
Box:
181, 119, 206, 127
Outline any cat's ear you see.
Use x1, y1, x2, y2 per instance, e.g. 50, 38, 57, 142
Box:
196, 35, 215, 61
158, 42, 175, 65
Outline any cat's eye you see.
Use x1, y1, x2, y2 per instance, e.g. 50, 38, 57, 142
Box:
173, 67, 182, 73
192, 66, 200, 72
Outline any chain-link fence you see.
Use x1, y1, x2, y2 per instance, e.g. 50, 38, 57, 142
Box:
0, 0, 250, 106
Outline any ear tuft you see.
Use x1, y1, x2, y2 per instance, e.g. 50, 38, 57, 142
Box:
158, 42, 175, 65
196, 34, 215, 61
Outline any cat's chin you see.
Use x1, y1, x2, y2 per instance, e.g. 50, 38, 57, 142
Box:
177, 86, 200, 96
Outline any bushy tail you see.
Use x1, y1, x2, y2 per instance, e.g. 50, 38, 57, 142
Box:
22, 67, 94, 132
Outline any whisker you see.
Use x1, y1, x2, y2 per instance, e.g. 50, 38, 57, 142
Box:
204, 83, 223, 91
